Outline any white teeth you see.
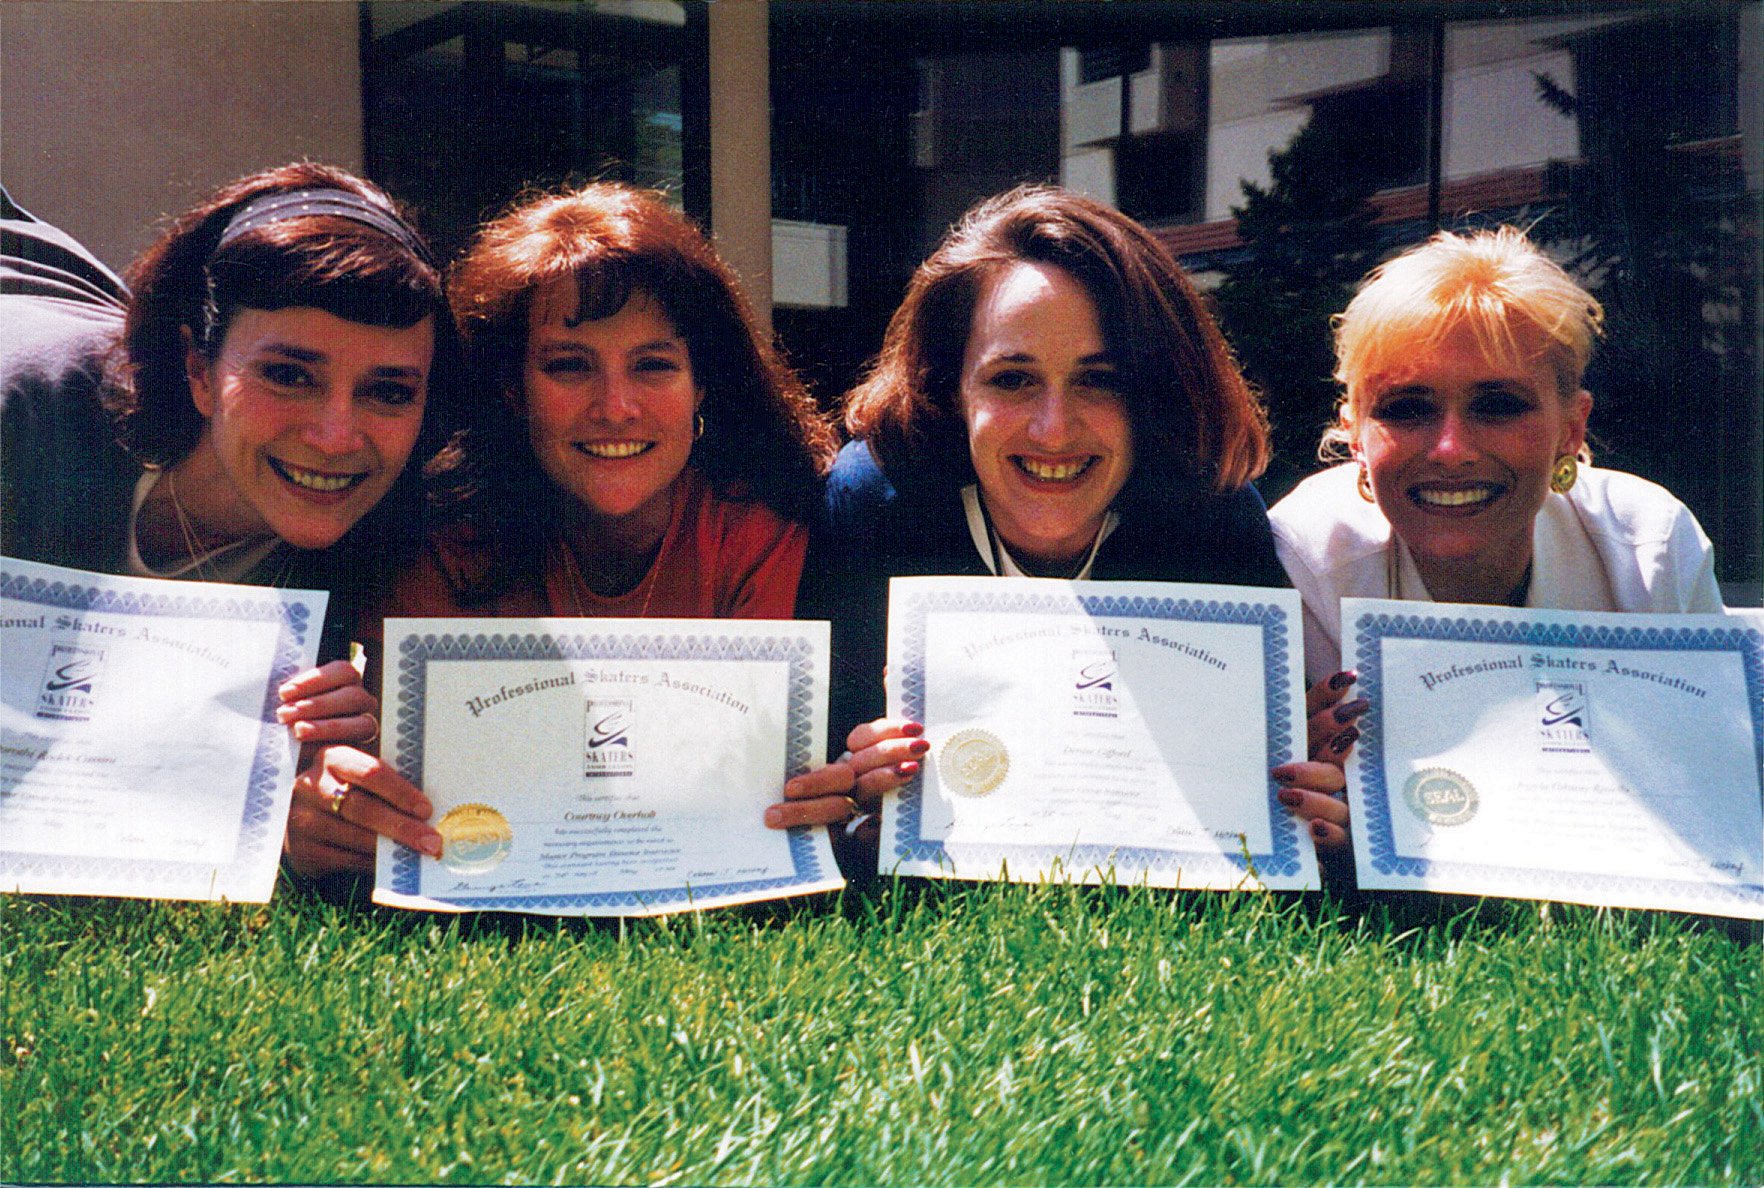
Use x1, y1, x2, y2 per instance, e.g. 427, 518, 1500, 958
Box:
1017, 457, 1093, 481
1415, 485, 1496, 507
279, 463, 361, 492
576, 441, 651, 459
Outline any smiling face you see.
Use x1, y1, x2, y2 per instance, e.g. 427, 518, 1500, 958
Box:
520, 282, 701, 538
184, 306, 432, 550
1355, 320, 1590, 602
959, 261, 1134, 568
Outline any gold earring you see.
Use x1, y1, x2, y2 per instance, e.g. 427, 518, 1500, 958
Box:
694, 411, 706, 441
1550, 455, 1578, 494
1356, 464, 1375, 502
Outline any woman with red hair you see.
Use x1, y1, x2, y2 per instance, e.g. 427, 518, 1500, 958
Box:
284, 182, 837, 878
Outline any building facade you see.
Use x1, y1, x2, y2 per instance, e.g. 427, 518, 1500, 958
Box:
4, 1, 1758, 597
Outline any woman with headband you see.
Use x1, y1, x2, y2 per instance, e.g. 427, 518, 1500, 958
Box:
280, 182, 837, 878
2, 163, 465, 860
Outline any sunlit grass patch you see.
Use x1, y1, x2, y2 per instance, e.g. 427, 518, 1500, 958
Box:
2, 884, 1757, 1184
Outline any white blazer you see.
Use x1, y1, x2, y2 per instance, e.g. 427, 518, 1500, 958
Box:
1270, 463, 1723, 683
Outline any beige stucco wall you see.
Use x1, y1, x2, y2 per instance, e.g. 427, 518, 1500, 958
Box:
707, 0, 771, 328
1, 1, 363, 276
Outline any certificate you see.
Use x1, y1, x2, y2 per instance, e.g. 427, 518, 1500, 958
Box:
373, 618, 842, 915
0, 556, 327, 902
1344, 598, 1764, 918
883, 576, 1315, 890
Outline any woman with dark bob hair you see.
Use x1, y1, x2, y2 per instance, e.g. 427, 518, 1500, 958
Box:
2, 161, 463, 752
770, 185, 1361, 867
286, 182, 838, 878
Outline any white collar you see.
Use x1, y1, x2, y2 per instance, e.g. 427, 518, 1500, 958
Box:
960, 484, 1118, 580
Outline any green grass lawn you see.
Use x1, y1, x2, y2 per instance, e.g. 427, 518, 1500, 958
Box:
2, 882, 1758, 1185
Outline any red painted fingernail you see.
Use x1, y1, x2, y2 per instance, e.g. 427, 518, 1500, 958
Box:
902, 721, 925, 738
1270, 764, 1299, 781
1330, 727, 1360, 752
909, 738, 930, 755
896, 760, 920, 777
1328, 670, 1357, 691
1277, 788, 1303, 808
1310, 821, 1330, 841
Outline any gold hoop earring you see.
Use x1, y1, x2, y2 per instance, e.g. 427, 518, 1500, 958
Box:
694, 411, 706, 441
1550, 455, 1578, 494
1356, 464, 1375, 503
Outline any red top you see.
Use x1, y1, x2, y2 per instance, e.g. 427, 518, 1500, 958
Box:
364, 469, 808, 685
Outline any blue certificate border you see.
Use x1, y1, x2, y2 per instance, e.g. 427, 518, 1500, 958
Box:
0, 566, 314, 890
1352, 610, 1764, 909
389, 628, 829, 911
889, 587, 1304, 882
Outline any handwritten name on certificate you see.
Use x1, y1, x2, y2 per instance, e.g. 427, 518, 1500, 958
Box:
0, 556, 327, 902
1343, 599, 1764, 918
883, 577, 1315, 890
374, 618, 842, 916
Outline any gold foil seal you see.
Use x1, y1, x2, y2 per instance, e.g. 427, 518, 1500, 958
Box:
436, 803, 514, 874
939, 728, 1010, 798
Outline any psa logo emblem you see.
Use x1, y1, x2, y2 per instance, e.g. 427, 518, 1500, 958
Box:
583, 698, 635, 777
1071, 650, 1119, 719
36, 643, 104, 722
1534, 680, 1590, 754
1075, 660, 1114, 691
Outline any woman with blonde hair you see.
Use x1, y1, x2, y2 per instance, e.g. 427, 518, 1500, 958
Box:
1270, 225, 1723, 851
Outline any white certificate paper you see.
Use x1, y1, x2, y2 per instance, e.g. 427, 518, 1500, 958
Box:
374, 618, 842, 915
0, 556, 327, 902
883, 576, 1315, 890
1344, 598, 1764, 917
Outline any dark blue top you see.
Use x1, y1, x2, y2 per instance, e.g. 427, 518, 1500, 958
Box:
800, 438, 1289, 752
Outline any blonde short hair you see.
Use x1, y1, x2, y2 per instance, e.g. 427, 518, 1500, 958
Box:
1322, 226, 1603, 459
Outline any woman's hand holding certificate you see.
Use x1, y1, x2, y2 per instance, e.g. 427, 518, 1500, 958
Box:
0, 557, 327, 902
882, 576, 1318, 890
372, 617, 841, 915
1344, 599, 1764, 917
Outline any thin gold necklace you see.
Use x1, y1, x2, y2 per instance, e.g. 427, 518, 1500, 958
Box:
166, 469, 214, 581
163, 469, 289, 586
552, 534, 663, 618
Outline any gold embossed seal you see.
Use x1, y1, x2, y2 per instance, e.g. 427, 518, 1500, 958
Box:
1402, 768, 1478, 827
436, 803, 514, 874
939, 728, 1010, 797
